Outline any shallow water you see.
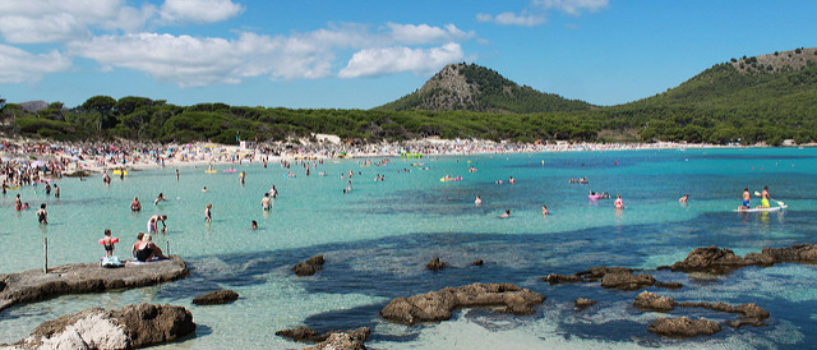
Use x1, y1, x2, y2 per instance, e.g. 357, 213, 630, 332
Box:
1, 148, 816, 349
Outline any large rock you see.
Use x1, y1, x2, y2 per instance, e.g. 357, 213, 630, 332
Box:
648, 317, 721, 337
276, 326, 370, 344
633, 291, 675, 312
574, 298, 596, 311
667, 244, 817, 275
0, 256, 189, 312
7, 303, 195, 349
293, 255, 325, 277
426, 257, 447, 271
762, 244, 817, 263
380, 283, 545, 325
192, 289, 239, 305
676, 301, 769, 327
600, 271, 656, 290
303, 332, 366, 350
543, 273, 581, 284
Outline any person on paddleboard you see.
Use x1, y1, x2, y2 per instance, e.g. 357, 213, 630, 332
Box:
760, 186, 770, 208
740, 187, 751, 210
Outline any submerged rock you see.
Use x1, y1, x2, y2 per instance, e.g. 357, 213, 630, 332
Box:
380, 283, 545, 325
648, 317, 721, 338
762, 244, 817, 263
654, 281, 683, 289
574, 298, 596, 311
192, 289, 239, 305
426, 257, 447, 271
633, 291, 675, 312
7, 303, 195, 349
0, 256, 188, 312
471, 259, 484, 266
276, 326, 370, 344
543, 273, 581, 284
294, 255, 325, 277
676, 301, 769, 327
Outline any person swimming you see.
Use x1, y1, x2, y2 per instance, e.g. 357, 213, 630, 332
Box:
499, 209, 510, 218
679, 194, 689, 203
475, 195, 482, 206
154, 192, 168, 205
251, 220, 258, 230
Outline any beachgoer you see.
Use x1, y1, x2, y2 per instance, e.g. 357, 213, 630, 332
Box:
103, 172, 111, 185
240, 171, 246, 184
740, 187, 751, 210
614, 194, 624, 210
475, 195, 482, 206
251, 220, 258, 230
54, 184, 60, 198
154, 192, 167, 205
14, 194, 22, 211
499, 209, 510, 218
101, 229, 117, 257
679, 194, 689, 203
269, 185, 278, 198
205, 204, 213, 223
131, 196, 142, 211
175, 168, 180, 181
261, 193, 271, 210
22, 202, 29, 210
509, 176, 516, 184
36, 203, 47, 224
760, 186, 770, 208
202, 186, 208, 193
45, 183, 51, 195
542, 205, 549, 216
133, 233, 167, 262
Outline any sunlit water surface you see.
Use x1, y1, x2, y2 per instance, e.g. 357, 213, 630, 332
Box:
1, 148, 816, 349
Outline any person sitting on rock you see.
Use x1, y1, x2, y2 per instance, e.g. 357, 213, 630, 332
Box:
132, 233, 168, 262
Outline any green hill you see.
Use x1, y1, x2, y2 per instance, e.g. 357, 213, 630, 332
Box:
377, 63, 592, 113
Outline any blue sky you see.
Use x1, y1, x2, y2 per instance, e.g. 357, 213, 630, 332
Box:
1, 0, 815, 108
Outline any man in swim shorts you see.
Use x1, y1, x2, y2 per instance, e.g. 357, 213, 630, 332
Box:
741, 187, 751, 209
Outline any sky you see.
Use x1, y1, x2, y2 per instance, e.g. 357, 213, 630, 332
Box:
0, 0, 816, 109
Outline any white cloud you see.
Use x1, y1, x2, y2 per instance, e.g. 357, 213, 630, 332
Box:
386, 23, 471, 45
476, 11, 546, 27
159, 0, 244, 24
65, 22, 474, 86
533, 0, 609, 15
338, 43, 463, 78
0, 44, 71, 83
0, 0, 155, 43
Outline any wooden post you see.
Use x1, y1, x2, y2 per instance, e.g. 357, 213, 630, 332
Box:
43, 236, 48, 274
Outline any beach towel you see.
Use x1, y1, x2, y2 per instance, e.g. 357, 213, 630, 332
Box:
101, 256, 125, 268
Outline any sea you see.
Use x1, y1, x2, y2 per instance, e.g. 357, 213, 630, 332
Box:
1, 147, 816, 349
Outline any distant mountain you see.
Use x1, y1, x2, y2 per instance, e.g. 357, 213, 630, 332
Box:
377, 63, 592, 113
628, 47, 817, 108
19, 100, 49, 113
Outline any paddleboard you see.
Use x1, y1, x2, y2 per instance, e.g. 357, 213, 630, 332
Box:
734, 205, 787, 213
205, 170, 218, 174
112, 170, 128, 175
224, 169, 237, 173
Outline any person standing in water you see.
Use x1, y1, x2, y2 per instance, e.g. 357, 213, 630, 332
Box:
542, 205, 549, 216
204, 204, 213, 223
679, 194, 689, 203
36, 203, 47, 224
261, 193, 271, 210
474, 195, 482, 206
175, 168, 180, 181
54, 184, 60, 198
131, 196, 142, 211
15, 194, 22, 211
614, 194, 624, 210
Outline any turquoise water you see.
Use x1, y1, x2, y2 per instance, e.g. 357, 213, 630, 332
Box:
1, 148, 816, 349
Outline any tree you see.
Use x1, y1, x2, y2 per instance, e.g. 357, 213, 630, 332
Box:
81, 96, 117, 131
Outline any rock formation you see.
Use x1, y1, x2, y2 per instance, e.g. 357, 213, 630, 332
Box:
192, 289, 239, 305
293, 255, 325, 277
275, 326, 370, 344
648, 317, 721, 337
574, 298, 596, 311
380, 283, 545, 325
6, 303, 195, 349
426, 257, 447, 271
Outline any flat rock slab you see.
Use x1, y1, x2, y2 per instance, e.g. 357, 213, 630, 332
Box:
380, 282, 545, 325
0, 256, 188, 312
648, 317, 721, 338
192, 289, 239, 305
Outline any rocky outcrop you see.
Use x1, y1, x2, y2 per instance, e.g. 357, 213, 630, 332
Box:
543, 266, 678, 291
633, 291, 675, 312
303, 332, 366, 350
600, 271, 656, 291
192, 289, 239, 305
632, 291, 769, 328
7, 303, 195, 349
426, 257, 447, 271
275, 326, 370, 344
380, 283, 545, 325
0, 256, 188, 312
574, 298, 596, 311
667, 244, 817, 274
293, 255, 325, 277
471, 259, 484, 266
648, 317, 721, 338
